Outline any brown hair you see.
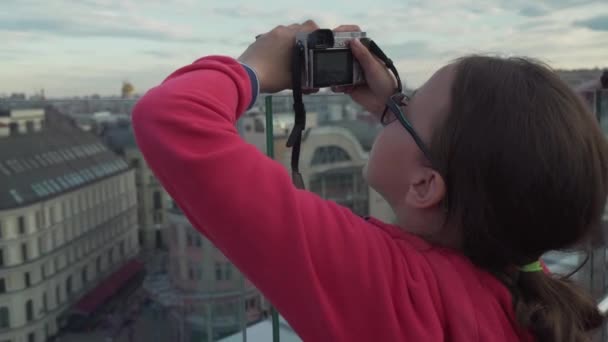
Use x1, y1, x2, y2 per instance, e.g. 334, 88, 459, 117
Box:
430, 55, 608, 341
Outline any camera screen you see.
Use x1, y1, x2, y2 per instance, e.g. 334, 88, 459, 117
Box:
313, 50, 353, 88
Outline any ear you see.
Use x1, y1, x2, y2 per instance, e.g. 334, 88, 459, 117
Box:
405, 168, 446, 209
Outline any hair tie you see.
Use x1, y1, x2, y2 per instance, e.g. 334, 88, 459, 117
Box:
519, 260, 543, 273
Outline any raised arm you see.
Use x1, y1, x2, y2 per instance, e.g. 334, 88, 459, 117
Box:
131, 24, 405, 340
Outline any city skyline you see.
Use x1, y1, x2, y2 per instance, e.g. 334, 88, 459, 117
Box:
1, 0, 607, 98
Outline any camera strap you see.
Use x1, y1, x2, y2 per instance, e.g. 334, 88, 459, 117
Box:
287, 41, 307, 189
364, 39, 403, 93
287, 39, 401, 190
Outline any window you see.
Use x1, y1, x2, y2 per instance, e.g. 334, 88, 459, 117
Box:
25, 121, 35, 132
195, 236, 203, 248
224, 263, 232, 280
96, 256, 102, 273
155, 230, 163, 249
41, 264, 46, 279
38, 237, 45, 255
24, 272, 31, 288
311, 145, 352, 165
215, 263, 222, 281
0, 249, 4, 267
153, 191, 162, 210
254, 118, 265, 132
21, 243, 28, 262
188, 266, 195, 280
81, 268, 87, 284
55, 285, 61, 305
62, 201, 68, 220
42, 292, 48, 312
18, 216, 25, 234
0, 221, 3, 239
66, 276, 72, 295
0, 307, 9, 328
49, 206, 56, 225
0, 279, 5, 294
108, 248, 113, 264
36, 210, 44, 228
187, 233, 193, 247
52, 230, 59, 250
28, 332, 35, 342
26, 300, 34, 322
119, 241, 125, 257
153, 211, 163, 224
63, 225, 69, 243
9, 122, 18, 135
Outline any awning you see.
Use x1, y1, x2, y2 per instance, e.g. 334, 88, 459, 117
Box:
73, 259, 145, 315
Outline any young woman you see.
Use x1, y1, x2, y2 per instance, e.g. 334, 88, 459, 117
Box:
132, 20, 608, 341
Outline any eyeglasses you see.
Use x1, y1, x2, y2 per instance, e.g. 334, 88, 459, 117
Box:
381, 92, 433, 162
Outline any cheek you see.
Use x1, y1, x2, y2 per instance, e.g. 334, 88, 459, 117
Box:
365, 128, 411, 196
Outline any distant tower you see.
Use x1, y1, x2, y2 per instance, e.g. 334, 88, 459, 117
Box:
122, 81, 135, 99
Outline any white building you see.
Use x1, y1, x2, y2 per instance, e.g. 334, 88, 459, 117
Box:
99, 120, 170, 252
0, 107, 141, 342
238, 103, 396, 223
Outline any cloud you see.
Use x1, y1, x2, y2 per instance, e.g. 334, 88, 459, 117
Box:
0, 17, 202, 42
519, 5, 548, 17
381, 41, 434, 60
0, 1, 203, 43
141, 50, 176, 58
575, 15, 608, 31
0, 48, 28, 61
2, 0, 607, 97
503, 0, 600, 16
210, 6, 283, 18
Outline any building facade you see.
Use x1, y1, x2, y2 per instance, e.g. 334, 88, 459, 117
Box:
143, 203, 263, 342
0, 107, 140, 342
238, 100, 396, 223
99, 120, 170, 252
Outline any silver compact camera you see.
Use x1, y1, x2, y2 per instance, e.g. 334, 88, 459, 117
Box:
295, 29, 369, 90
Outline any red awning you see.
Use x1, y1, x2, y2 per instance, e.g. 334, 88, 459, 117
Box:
73, 259, 144, 315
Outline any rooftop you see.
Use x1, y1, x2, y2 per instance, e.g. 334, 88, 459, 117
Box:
0, 107, 130, 210
98, 119, 138, 154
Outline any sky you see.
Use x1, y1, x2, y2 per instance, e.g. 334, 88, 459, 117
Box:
1, 0, 607, 98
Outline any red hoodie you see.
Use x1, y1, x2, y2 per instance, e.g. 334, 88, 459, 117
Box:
132, 55, 534, 341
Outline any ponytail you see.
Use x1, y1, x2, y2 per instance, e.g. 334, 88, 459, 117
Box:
431, 55, 608, 341
512, 271, 604, 341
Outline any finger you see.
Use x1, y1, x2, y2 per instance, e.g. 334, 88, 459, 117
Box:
350, 38, 384, 73
288, 23, 300, 30
301, 19, 319, 31
303, 88, 320, 95
331, 85, 355, 93
333, 25, 361, 32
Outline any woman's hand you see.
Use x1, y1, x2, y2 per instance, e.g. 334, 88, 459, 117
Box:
238, 20, 320, 94
332, 25, 398, 116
